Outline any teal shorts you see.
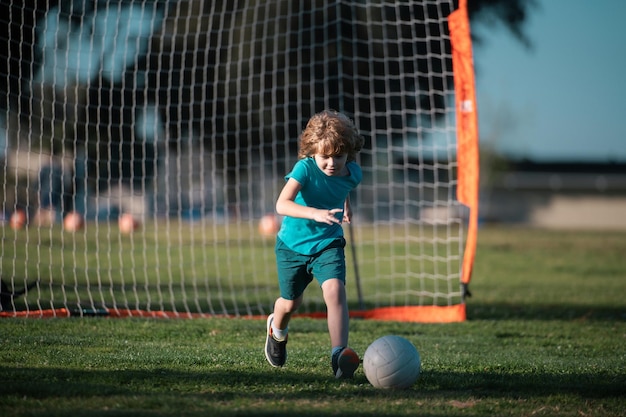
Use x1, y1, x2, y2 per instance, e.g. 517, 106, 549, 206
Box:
275, 237, 346, 301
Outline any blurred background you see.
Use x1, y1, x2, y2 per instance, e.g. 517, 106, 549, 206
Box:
1, 0, 624, 230
472, 0, 626, 229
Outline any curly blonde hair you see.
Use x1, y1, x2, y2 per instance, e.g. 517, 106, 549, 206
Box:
298, 110, 364, 162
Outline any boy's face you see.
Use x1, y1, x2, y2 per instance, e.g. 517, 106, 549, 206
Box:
314, 153, 348, 177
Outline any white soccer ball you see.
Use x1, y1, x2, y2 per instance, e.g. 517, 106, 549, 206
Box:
363, 335, 421, 389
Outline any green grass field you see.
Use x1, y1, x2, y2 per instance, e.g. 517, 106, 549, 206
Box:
1, 226, 625, 416
0, 221, 468, 315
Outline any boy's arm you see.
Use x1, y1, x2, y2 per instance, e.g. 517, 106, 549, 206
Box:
276, 178, 342, 225
343, 196, 352, 224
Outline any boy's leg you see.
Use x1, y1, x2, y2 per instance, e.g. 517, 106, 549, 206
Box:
272, 237, 310, 339
321, 279, 348, 348
273, 295, 303, 336
313, 240, 359, 378
265, 295, 302, 368
322, 278, 359, 379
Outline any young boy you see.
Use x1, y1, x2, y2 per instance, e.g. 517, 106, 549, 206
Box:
264, 110, 364, 379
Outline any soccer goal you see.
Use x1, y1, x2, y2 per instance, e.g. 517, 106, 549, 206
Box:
0, 0, 478, 322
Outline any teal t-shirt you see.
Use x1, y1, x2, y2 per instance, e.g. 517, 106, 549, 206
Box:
277, 157, 362, 255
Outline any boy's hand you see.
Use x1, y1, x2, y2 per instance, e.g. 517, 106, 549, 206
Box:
313, 208, 343, 225
343, 207, 352, 224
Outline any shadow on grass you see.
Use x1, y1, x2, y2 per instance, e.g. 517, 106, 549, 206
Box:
3, 365, 625, 417
466, 301, 626, 321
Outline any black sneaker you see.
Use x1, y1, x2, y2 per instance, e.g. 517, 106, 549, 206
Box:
331, 347, 360, 379
264, 314, 287, 367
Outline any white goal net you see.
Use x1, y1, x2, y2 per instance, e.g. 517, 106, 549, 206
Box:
0, 0, 478, 321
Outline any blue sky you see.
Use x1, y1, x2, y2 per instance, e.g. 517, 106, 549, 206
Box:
473, 0, 626, 162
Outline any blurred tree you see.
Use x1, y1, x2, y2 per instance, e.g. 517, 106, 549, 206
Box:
145, 0, 537, 168
0, 0, 536, 202
467, 0, 537, 48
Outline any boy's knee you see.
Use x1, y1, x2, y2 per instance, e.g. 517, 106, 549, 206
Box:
279, 296, 302, 313
322, 278, 345, 298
